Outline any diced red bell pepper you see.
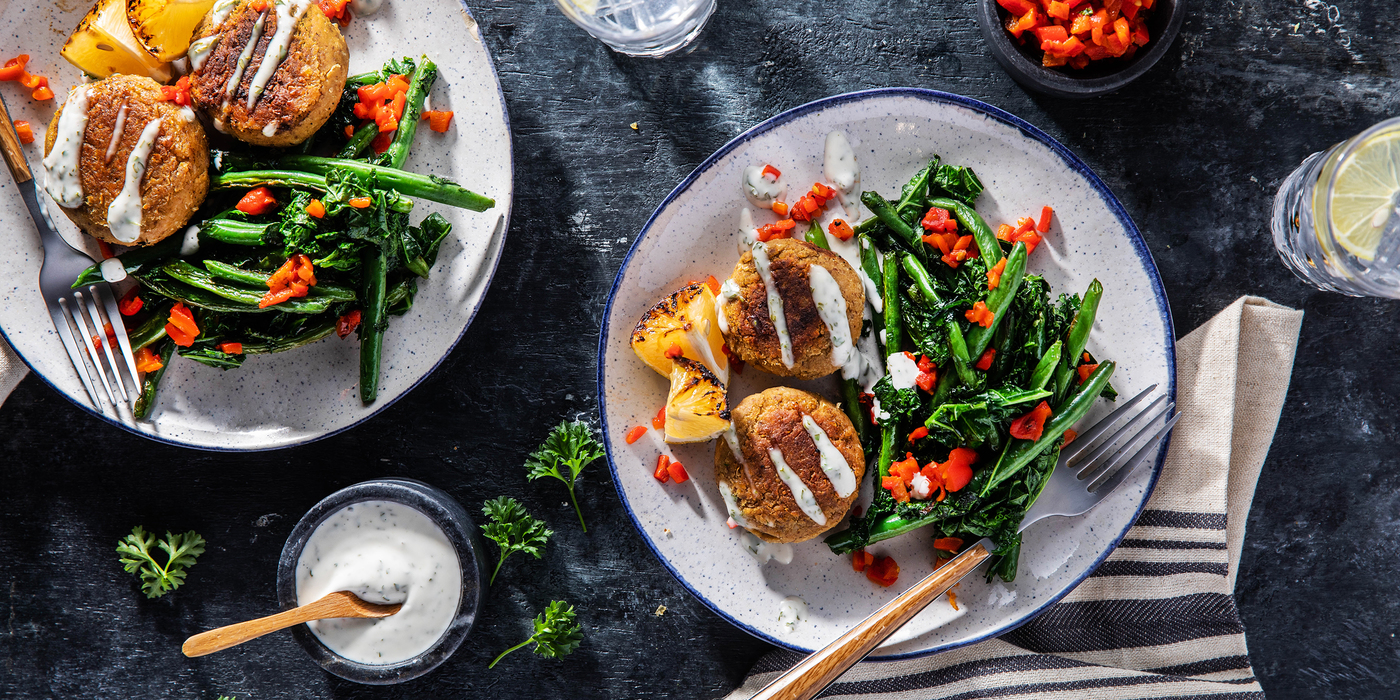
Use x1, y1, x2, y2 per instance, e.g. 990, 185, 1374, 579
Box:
0, 55, 27, 81
167, 303, 199, 337
336, 309, 362, 338
771, 201, 789, 216
865, 555, 900, 587
667, 461, 689, 483
987, 258, 1008, 290
1009, 400, 1054, 441
217, 342, 243, 354
625, 426, 647, 444
1038, 205, 1054, 233
1033, 24, 1069, 43
1047, 0, 1070, 19
14, 120, 33, 144
908, 426, 929, 442
761, 164, 781, 180
705, 275, 721, 296
423, 109, 453, 133
306, 199, 326, 218
933, 537, 964, 554
828, 218, 855, 241
939, 447, 977, 493
852, 549, 874, 572
118, 287, 143, 316
915, 370, 936, 392
1062, 428, 1079, 447
133, 347, 165, 374
976, 348, 997, 371
235, 186, 277, 215
654, 454, 670, 482
996, 0, 1037, 14
890, 453, 920, 485
348, 196, 373, 209
881, 476, 910, 503
1077, 362, 1100, 383
964, 301, 995, 328
653, 406, 666, 430
371, 130, 393, 154
756, 218, 796, 242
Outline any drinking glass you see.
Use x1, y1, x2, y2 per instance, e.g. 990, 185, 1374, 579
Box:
553, 0, 716, 57
1272, 117, 1400, 298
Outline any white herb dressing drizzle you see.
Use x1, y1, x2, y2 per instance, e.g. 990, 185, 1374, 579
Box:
717, 480, 749, 528
42, 87, 92, 208
777, 596, 807, 630
830, 224, 882, 314
246, 0, 311, 111
223, 10, 267, 106
350, 0, 384, 14
721, 425, 758, 490
188, 34, 219, 71
768, 447, 825, 526
742, 164, 785, 210
739, 529, 793, 565
823, 130, 861, 217
180, 106, 197, 123
262, 121, 278, 137
209, 0, 239, 28
887, 351, 919, 390
807, 264, 855, 378
737, 207, 758, 251
800, 414, 856, 498
715, 278, 740, 335
750, 242, 794, 368
99, 258, 127, 283
106, 119, 162, 244
180, 225, 202, 256
103, 102, 128, 164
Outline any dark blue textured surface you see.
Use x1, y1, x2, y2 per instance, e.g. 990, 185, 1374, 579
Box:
1, 1, 1397, 698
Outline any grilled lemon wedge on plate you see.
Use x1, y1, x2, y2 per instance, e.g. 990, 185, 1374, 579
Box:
665, 357, 730, 443
630, 281, 728, 383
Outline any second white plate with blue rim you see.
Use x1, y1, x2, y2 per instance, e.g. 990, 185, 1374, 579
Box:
598, 88, 1175, 658
0, 0, 512, 451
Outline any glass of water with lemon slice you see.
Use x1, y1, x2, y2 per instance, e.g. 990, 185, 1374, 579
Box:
553, 0, 715, 57
1273, 117, 1400, 298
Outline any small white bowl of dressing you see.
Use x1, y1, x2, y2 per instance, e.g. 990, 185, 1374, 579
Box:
277, 478, 488, 684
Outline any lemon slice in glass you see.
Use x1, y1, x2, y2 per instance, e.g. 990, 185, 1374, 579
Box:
1328, 129, 1400, 260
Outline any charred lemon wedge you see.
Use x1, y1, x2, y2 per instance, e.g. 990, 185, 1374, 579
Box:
63, 0, 172, 81
631, 281, 728, 384
665, 357, 730, 444
127, 0, 217, 62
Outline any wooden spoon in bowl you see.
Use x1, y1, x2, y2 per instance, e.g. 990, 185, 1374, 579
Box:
182, 590, 402, 657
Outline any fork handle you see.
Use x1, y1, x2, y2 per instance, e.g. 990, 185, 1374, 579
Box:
748, 543, 991, 700
0, 92, 33, 185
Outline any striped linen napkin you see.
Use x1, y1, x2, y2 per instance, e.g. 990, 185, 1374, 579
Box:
0, 339, 26, 409
727, 296, 1304, 700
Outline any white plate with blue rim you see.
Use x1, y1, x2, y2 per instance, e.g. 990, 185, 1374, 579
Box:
0, 0, 512, 451
598, 88, 1175, 658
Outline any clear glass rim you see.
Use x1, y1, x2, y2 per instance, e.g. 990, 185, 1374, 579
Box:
552, 0, 715, 45
1319, 115, 1400, 256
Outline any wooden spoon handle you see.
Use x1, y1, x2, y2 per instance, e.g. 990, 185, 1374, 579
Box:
748, 543, 990, 700
0, 92, 33, 185
182, 597, 343, 658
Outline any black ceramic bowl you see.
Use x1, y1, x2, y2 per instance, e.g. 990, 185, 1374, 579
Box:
276, 478, 488, 684
977, 0, 1186, 98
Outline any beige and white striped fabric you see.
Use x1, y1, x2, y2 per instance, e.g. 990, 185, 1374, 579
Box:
728, 296, 1304, 700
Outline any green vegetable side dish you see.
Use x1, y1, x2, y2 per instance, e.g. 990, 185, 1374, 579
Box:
115, 526, 206, 599
823, 157, 1118, 583
488, 600, 584, 669
481, 496, 554, 585
525, 421, 606, 532
75, 55, 494, 416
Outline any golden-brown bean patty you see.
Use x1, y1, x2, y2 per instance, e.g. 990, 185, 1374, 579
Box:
43, 76, 209, 247
189, 0, 348, 146
715, 386, 865, 544
721, 238, 865, 380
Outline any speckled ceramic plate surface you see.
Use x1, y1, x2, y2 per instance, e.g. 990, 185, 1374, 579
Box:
599, 89, 1175, 658
0, 0, 512, 450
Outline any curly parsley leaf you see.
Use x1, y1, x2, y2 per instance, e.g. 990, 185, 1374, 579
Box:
488, 600, 583, 669
116, 526, 206, 599
481, 497, 553, 585
525, 421, 605, 532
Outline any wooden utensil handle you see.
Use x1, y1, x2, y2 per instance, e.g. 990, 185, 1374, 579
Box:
182, 602, 332, 657
748, 543, 990, 700
0, 93, 33, 185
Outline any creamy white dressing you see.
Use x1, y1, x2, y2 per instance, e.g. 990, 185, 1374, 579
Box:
739, 529, 793, 565
188, 34, 219, 71
209, 0, 239, 28
721, 425, 759, 492
910, 472, 932, 500
807, 264, 854, 378
823, 131, 861, 217
103, 102, 128, 164
180, 106, 197, 123
750, 242, 794, 368
295, 500, 462, 666
180, 225, 202, 256
768, 447, 825, 526
262, 121, 278, 137
350, 0, 384, 14
99, 258, 127, 283
737, 207, 758, 252
715, 278, 740, 335
800, 414, 857, 498
246, 0, 311, 111
827, 223, 882, 314
42, 87, 92, 209
777, 596, 807, 631
741, 164, 785, 210
106, 119, 162, 244
716, 480, 749, 529
224, 10, 267, 104
887, 352, 919, 390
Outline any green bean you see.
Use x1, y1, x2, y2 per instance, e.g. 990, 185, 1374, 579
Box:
197, 218, 273, 246
946, 321, 977, 386
385, 56, 437, 169
929, 197, 1002, 266
895, 161, 934, 219
841, 378, 867, 447
134, 340, 175, 420
965, 242, 1028, 358
359, 247, 389, 404
1029, 340, 1062, 391
901, 254, 942, 307
881, 250, 902, 354
982, 362, 1116, 495
862, 192, 921, 250
338, 123, 379, 159
274, 156, 493, 212
241, 319, 339, 354
805, 221, 831, 250
1053, 279, 1103, 404
211, 170, 416, 213
154, 263, 333, 314
128, 301, 173, 350
858, 233, 884, 291
72, 237, 182, 288
201, 261, 357, 301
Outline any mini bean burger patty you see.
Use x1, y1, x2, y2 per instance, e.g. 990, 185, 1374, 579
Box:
43, 75, 209, 247
188, 0, 348, 147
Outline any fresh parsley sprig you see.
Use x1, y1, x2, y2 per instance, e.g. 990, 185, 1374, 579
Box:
116, 526, 206, 599
488, 600, 583, 669
525, 421, 604, 532
481, 497, 553, 585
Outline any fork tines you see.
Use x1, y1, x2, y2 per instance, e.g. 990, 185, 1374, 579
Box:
1063, 384, 1181, 494
52, 284, 139, 411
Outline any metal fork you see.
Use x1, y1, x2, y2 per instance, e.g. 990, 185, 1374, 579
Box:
749, 384, 1180, 700
0, 93, 141, 415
